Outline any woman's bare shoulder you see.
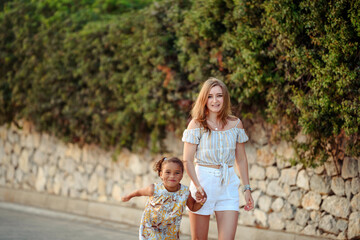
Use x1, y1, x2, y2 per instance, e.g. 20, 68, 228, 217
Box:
227, 116, 244, 129
236, 119, 244, 129
187, 119, 202, 130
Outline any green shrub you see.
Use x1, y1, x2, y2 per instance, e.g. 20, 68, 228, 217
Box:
1, 0, 359, 166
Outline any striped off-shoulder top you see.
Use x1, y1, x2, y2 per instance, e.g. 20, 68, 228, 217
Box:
182, 118, 249, 184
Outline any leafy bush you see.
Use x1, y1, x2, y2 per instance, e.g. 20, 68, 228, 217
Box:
1, 0, 359, 166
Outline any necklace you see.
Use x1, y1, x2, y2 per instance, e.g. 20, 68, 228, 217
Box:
207, 119, 220, 130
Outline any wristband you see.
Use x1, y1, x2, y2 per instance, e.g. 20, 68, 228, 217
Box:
243, 184, 252, 192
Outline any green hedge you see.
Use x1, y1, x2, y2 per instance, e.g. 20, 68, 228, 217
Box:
1, 0, 359, 166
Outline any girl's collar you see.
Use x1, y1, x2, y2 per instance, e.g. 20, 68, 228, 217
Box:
163, 183, 182, 192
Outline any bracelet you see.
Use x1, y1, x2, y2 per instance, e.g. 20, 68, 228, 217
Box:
243, 184, 252, 192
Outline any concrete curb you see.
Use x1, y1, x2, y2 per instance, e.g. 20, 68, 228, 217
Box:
0, 187, 328, 240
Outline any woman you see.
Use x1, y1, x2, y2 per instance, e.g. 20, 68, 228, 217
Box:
182, 77, 254, 240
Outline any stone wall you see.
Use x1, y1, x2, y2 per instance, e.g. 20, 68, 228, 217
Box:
0, 121, 359, 239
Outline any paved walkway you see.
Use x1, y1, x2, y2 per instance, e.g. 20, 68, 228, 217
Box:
1, 187, 328, 240
0, 202, 191, 240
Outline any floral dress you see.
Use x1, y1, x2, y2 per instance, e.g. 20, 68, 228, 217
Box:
139, 182, 189, 240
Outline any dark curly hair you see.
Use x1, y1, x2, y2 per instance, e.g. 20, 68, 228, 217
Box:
153, 157, 184, 176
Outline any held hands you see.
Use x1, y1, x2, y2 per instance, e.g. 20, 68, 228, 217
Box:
195, 186, 207, 204
243, 190, 254, 211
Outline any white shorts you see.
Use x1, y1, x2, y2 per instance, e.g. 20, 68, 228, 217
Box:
189, 165, 241, 215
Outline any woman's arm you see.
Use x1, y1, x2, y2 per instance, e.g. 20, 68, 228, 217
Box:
121, 184, 154, 202
183, 142, 206, 202
183, 142, 201, 188
235, 142, 250, 186
234, 121, 254, 211
183, 119, 206, 202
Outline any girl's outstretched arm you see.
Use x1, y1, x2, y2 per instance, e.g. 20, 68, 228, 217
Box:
186, 191, 207, 212
121, 184, 154, 202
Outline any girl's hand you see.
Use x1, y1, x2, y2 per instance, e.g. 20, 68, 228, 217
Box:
195, 186, 206, 203
121, 195, 131, 202
244, 190, 254, 211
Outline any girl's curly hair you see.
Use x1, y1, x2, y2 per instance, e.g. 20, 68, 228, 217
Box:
153, 157, 184, 176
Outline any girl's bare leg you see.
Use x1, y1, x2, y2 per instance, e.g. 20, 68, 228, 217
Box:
189, 211, 210, 240
215, 211, 239, 240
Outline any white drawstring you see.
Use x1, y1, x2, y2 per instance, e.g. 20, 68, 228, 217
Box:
220, 163, 230, 185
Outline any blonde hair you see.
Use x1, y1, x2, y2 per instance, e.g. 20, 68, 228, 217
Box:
191, 77, 232, 131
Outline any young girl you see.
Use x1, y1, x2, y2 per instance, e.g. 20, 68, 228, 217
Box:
121, 157, 206, 240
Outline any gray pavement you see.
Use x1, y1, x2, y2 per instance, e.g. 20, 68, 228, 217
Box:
0, 202, 191, 240
0, 197, 328, 240
1, 188, 327, 240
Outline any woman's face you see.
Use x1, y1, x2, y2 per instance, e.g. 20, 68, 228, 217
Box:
206, 85, 223, 114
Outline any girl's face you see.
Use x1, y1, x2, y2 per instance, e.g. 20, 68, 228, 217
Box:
206, 85, 224, 114
160, 162, 183, 192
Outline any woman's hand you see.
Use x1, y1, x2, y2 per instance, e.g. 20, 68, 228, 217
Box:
195, 186, 207, 203
244, 190, 254, 211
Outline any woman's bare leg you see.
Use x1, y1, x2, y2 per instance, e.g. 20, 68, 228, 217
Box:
189, 211, 210, 240
215, 211, 239, 240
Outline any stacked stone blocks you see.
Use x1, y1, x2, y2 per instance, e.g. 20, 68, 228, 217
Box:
0, 121, 359, 239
